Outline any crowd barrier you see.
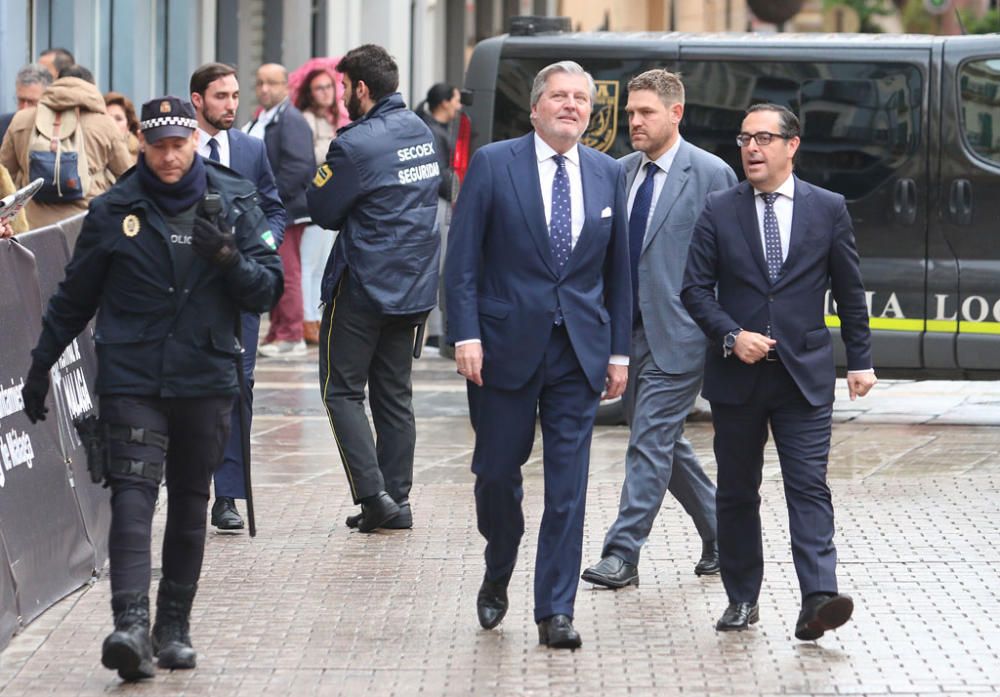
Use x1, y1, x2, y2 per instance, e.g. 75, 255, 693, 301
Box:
0, 213, 108, 652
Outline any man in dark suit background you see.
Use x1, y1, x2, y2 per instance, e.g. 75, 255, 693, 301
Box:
445, 61, 631, 649
682, 103, 877, 640
190, 63, 287, 531
582, 70, 736, 591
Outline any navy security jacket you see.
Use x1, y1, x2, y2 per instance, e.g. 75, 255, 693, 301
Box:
306, 93, 440, 315
31, 160, 284, 397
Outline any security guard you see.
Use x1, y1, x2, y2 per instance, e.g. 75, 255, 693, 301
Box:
20, 97, 283, 681
306, 44, 439, 532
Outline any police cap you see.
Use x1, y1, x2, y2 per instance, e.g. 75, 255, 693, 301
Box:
139, 96, 198, 143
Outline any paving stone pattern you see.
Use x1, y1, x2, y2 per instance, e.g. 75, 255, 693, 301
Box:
0, 352, 998, 696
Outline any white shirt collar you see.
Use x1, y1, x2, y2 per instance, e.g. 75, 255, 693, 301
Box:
534, 132, 580, 167
753, 173, 796, 200
640, 135, 682, 174
198, 127, 229, 148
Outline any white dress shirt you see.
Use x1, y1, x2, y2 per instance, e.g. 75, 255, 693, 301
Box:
753, 173, 795, 264
246, 103, 280, 140
534, 133, 584, 249
627, 136, 682, 240
197, 128, 230, 167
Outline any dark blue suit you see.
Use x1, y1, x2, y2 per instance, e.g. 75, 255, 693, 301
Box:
681, 176, 872, 604
214, 128, 286, 500
445, 133, 630, 622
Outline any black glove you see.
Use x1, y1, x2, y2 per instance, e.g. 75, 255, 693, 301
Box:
192, 216, 240, 268
22, 362, 50, 424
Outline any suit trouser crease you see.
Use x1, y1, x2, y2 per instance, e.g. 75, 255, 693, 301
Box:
104, 394, 233, 594
214, 311, 260, 499
319, 276, 417, 504
470, 325, 600, 622
603, 325, 716, 565
711, 362, 837, 604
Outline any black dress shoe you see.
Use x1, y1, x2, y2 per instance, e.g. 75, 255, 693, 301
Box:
537, 614, 582, 650
795, 592, 854, 640
694, 540, 720, 576
476, 573, 510, 629
346, 502, 412, 530
715, 601, 760, 631
355, 492, 401, 533
210, 497, 244, 531
581, 555, 638, 589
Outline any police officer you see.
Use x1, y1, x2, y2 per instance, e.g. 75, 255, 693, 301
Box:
20, 97, 283, 681
306, 44, 440, 532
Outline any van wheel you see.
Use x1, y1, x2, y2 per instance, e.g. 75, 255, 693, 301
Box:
595, 396, 626, 426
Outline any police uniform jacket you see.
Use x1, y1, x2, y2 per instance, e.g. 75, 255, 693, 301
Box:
31, 159, 284, 398
306, 93, 440, 315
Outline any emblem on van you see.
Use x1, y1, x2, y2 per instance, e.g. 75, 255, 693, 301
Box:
581, 80, 619, 153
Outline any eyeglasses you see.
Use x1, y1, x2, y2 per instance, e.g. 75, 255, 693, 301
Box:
312, 83, 335, 91
736, 131, 789, 147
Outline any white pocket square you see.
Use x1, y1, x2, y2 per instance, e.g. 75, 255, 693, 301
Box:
600, 206, 613, 218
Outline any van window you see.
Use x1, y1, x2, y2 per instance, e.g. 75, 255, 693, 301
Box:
493, 58, 669, 158
960, 58, 1000, 167
681, 61, 923, 200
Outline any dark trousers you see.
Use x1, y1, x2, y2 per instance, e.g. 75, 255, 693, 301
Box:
710, 360, 837, 604
102, 394, 233, 595
214, 311, 260, 499
468, 324, 600, 622
318, 275, 422, 504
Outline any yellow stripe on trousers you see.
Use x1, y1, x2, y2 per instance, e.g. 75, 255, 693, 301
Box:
321, 279, 359, 499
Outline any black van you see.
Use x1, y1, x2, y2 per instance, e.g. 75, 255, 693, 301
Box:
453, 22, 1000, 384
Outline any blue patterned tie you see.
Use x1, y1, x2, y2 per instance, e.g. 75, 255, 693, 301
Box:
629, 162, 658, 318
549, 154, 572, 274
207, 137, 221, 163
761, 192, 783, 281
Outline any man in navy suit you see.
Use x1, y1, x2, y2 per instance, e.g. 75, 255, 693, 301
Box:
190, 63, 286, 532
445, 61, 631, 649
682, 104, 877, 640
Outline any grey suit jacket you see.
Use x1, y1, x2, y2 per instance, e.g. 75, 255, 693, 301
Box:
621, 139, 737, 374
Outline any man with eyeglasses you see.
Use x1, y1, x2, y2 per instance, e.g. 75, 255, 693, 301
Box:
682, 103, 877, 641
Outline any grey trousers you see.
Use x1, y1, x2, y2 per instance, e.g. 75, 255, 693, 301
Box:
601, 325, 717, 566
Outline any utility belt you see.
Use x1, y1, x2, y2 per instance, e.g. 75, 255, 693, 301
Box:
73, 415, 169, 486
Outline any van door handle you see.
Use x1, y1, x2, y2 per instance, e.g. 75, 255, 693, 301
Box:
948, 178, 973, 226
893, 178, 916, 225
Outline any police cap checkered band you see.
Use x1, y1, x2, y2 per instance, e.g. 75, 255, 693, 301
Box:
139, 96, 197, 142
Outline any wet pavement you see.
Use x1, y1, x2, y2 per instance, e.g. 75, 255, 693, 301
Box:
1, 346, 999, 696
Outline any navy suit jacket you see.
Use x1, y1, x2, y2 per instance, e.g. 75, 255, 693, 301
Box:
227, 128, 286, 242
445, 132, 631, 394
681, 176, 872, 407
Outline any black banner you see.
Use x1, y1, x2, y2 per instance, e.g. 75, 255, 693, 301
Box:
0, 215, 106, 650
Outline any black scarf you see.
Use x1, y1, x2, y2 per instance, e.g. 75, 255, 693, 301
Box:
137, 152, 207, 216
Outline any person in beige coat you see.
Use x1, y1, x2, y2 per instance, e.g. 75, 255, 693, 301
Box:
0, 72, 132, 229
0, 163, 30, 233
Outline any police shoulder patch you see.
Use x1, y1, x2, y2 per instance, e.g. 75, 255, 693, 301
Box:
261, 229, 277, 250
313, 164, 332, 188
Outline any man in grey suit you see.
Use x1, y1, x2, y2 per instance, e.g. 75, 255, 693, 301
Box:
582, 69, 736, 589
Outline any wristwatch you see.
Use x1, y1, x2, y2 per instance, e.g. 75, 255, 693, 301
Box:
723, 329, 742, 358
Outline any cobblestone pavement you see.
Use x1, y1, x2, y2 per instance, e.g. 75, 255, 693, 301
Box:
1, 348, 998, 696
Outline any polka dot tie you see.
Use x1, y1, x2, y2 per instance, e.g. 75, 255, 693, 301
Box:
761, 192, 783, 281
550, 154, 572, 273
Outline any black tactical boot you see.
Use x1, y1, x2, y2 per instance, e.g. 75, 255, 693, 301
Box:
101, 592, 155, 681
151, 579, 198, 669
